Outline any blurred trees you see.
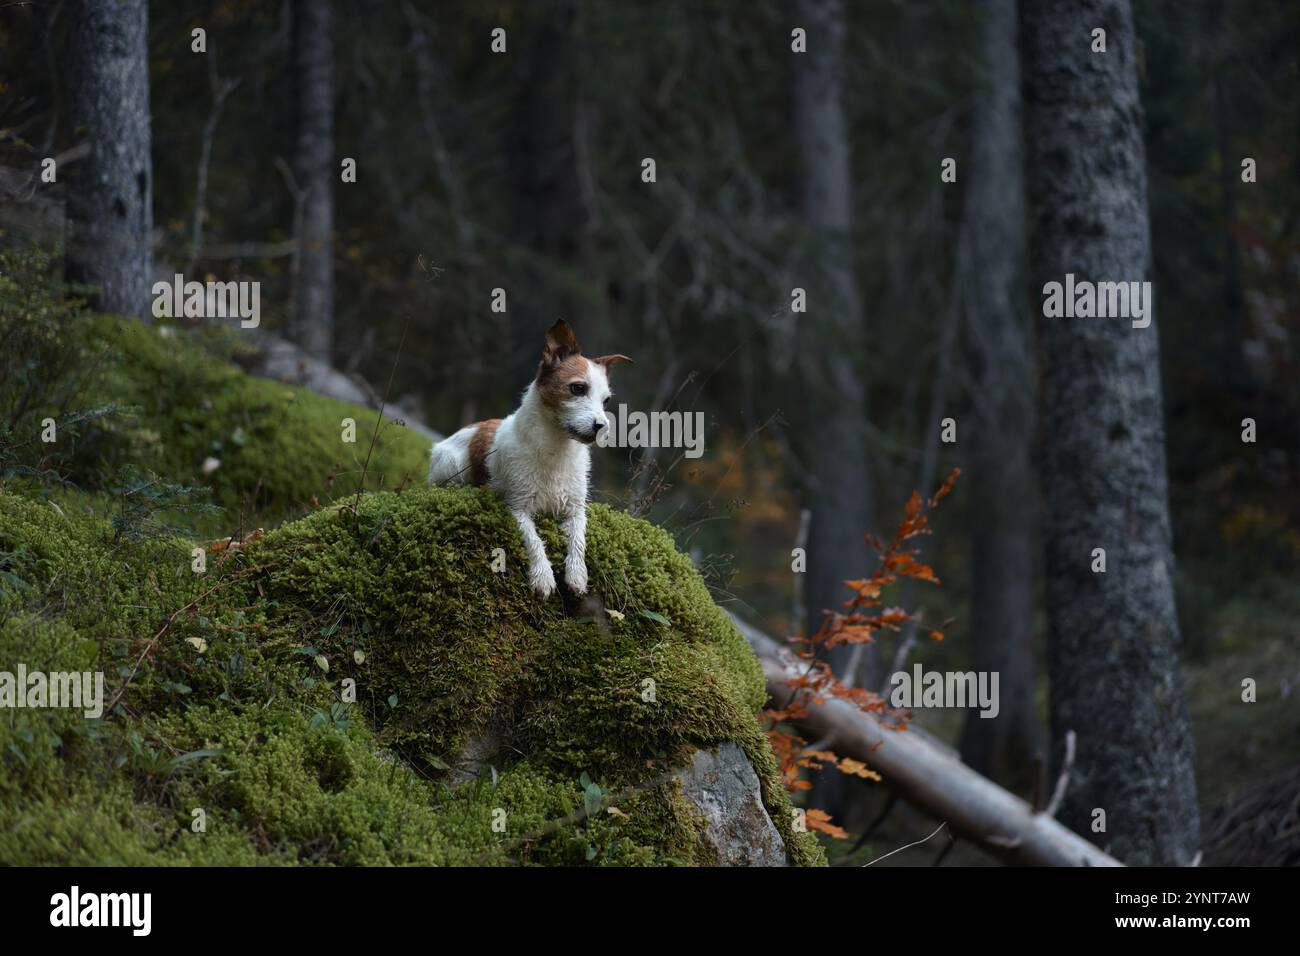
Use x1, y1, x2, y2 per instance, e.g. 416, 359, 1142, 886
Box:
290, 0, 335, 361
1, 0, 1297, 857
956, 0, 1040, 793
791, 0, 876, 821
1020, 0, 1200, 864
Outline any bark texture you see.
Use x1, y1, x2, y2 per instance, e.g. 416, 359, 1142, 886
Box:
65, 0, 153, 318
792, 0, 875, 821
1019, 0, 1200, 864
507, 0, 582, 388
957, 0, 1042, 793
292, 0, 335, 363
792, 0, 874, 647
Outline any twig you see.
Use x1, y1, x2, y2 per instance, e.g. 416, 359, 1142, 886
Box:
104, 566, 259, 715
186, 48, 242, 275
851, 790, 899, 853
862, 821, 949, 866
1042, 729, 1077, 818
350, 312, 412, 518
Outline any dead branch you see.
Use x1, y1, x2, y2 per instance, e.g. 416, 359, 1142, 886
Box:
730, 610, 1121, 867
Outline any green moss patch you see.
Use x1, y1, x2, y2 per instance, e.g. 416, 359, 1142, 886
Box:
0, 487, 822, 865
0, 246, 820, 865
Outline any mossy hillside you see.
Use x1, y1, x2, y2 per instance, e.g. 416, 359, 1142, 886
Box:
0, 487, 824, 865
72, 315, 431, 527
1, 246, 429, 534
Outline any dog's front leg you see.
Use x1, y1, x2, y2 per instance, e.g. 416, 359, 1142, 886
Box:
561, 505, 588, 595
511, 509, 556, 598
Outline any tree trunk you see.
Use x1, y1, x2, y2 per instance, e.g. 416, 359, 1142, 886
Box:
1208, 0, 1252, 395
1019, 0, 1200, 864
291, 0, 335, 363
507, 0, 581, 390
956, 0, 1042, 794
65, 0, 153, 319
792, 0, 875, 822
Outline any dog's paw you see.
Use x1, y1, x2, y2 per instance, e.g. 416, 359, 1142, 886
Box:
565, 558, 588, 595
528, 561, 558, 598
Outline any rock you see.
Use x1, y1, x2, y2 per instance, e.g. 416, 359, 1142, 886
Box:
676, 743, 788, 866
240, 330, 442, 441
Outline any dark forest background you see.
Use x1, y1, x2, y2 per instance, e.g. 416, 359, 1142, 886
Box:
1, 0, 1297, 865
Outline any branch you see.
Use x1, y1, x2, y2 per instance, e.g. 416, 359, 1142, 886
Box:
729, 611, 1121, 867
1043, 729, 1076, 819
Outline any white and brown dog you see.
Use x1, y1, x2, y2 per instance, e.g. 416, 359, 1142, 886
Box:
428, 320, 632, 598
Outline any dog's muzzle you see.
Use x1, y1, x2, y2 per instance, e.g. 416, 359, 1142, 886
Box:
567, 419, 606, 444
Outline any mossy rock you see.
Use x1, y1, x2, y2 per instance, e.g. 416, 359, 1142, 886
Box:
74, 315, 430, 527
0, 486, 824, 866
0, 247, 821, 864
1, 246, 429, 535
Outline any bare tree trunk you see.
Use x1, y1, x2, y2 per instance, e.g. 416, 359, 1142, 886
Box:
792, 0, 875, 822
507, 0, 581, 389
291, 0, 335, 363
1020, 0, 1200, 865
1208, 0, 1252, 395
65, 0, 152, 318
956, 0, 1042, 794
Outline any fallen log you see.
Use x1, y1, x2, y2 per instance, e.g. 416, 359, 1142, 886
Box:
727, 611, 1121, 867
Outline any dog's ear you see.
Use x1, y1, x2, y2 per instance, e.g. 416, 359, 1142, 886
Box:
543, 319, 581, 363
593, 354, 634, 374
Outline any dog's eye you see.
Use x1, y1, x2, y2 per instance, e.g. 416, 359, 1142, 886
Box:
602, 395, 611, 406
568, 383, 588, 396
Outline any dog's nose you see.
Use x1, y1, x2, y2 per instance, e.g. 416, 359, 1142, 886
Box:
593, 418, 607, 433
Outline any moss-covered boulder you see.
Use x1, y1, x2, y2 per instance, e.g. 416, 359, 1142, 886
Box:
0, 246, 821, 865
1, 246, 428, 534
0, 485, 823, 865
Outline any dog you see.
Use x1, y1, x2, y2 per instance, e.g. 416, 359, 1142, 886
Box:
428, 319, 632, 599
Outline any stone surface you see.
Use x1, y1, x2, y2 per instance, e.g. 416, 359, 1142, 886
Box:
675, 743, 788, 866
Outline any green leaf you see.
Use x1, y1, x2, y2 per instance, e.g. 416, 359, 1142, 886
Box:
583, 782, 603, 819
638, 609, 670, 626
314, 654, 329, 672
169, 748, 222, 769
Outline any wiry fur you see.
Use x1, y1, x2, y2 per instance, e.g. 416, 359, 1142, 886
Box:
428, 320, 632, 598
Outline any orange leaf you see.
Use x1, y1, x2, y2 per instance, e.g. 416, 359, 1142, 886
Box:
805, 808, 850, 840
837, 758, 883, 781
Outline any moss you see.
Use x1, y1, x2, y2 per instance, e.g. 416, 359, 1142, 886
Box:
0, 486, 823, 866
0, 252, 822, 865
1, 247, 429, 534
71, 316, 431, 532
